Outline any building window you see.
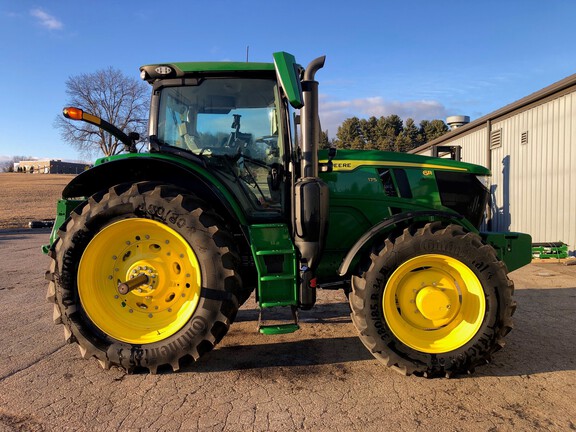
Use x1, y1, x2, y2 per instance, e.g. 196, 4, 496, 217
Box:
490, 129, 502, 149
521, 131, 528, 145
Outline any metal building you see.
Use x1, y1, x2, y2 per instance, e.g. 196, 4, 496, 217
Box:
15, 160, 89, 174
411, 74, 576, 255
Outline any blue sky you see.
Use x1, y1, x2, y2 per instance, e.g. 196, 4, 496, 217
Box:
1, 0, 575, 163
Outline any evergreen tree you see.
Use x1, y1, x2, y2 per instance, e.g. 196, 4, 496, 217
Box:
320, 130, 331, 149
335, 117, 363, 149
334, 115, 450, 152
359, 116, 378, 150
403, 118, 420, 144
394, 132, 412, 152
375, 115, 403, 151
420, 119, 449, 142
350, 136, 365, 150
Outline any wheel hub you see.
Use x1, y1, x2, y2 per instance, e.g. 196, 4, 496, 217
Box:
125, 264, 159, 294
415, 286, 452, 320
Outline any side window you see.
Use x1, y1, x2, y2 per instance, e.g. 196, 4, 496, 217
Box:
376, 168, 413, 198
156, 78, 287, 217
378, 169, 398, 197
158, 95, 179, 147
393, 169, 412, 198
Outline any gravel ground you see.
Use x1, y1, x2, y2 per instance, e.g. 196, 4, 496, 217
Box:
0, 230, 575, 431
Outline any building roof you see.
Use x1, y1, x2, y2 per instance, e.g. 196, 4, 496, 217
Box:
410, 71, 576, 153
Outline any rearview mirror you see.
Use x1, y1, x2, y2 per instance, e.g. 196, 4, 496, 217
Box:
273, 52, 304, 109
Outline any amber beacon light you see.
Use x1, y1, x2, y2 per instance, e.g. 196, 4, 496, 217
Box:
62, 107, 84, 120
63, 106, 101, 126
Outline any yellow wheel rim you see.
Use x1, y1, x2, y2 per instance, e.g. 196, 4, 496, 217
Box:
383, 254, 486, 353
78, 218, 201, 344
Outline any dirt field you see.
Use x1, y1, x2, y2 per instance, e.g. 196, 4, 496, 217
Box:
0, 173, 73, 229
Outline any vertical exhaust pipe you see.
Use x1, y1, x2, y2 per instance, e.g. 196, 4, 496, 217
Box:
300, 56, 326, 178
294, 55, 328, 309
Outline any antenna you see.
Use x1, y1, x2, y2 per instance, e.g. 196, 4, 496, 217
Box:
246, 46, 249, 62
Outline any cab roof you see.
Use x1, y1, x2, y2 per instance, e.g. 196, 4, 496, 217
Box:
140, 62, 275, 83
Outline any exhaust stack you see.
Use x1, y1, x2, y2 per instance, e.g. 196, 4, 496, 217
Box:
293, 55, 328, 309
300, 56, 326, 178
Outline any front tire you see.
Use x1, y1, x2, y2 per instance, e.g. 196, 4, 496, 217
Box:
349, 222, 515, 377
47, 182, 242, 373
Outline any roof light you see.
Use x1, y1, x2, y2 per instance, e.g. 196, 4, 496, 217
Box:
155, 66, 172, 75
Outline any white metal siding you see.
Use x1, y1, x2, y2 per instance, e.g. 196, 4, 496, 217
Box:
459, 128, 489, 167
488, 93, 576, 251
416, 90, 576, 254
419, 148, 434, 157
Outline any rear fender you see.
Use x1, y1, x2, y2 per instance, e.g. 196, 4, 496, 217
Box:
61, 155, 245, 222
46, 156, 247, 251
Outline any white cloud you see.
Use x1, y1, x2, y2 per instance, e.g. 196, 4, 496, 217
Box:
30, 8, 63, 30
318, 95, 449, 137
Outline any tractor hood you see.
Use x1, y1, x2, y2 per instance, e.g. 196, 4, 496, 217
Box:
318, 149, 491, 176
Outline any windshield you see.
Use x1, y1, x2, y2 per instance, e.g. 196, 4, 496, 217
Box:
156, 78, 285, 215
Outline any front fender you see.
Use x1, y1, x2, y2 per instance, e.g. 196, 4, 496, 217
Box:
337, 210, 468, 276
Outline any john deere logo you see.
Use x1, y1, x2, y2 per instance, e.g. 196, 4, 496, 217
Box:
423, 170, 433, 176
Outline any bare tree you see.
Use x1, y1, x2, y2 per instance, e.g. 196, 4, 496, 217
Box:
55, 67, 149, 159
1, 156, 33, 172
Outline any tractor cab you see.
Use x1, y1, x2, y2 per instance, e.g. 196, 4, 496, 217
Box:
141, 64, 288, 220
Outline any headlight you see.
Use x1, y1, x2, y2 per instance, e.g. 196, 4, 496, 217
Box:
475, 175, 491, 189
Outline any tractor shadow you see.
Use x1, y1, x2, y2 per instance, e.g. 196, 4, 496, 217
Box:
179, 288, 576, 377
186, 300, 376, 373
194, 336, 374, 373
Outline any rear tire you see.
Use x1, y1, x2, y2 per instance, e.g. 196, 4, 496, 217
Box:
349, 222, 515, 377
47, 182, 242, 373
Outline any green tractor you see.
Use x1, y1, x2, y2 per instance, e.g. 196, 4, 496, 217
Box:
44, 52, 531, 377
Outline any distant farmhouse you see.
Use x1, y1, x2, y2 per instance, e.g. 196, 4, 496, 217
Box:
15, 160, 90, 174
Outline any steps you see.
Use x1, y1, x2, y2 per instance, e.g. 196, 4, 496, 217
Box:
249, 224, 299, 334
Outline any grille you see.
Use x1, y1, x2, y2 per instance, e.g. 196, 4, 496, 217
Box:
435, 171, 489, 228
